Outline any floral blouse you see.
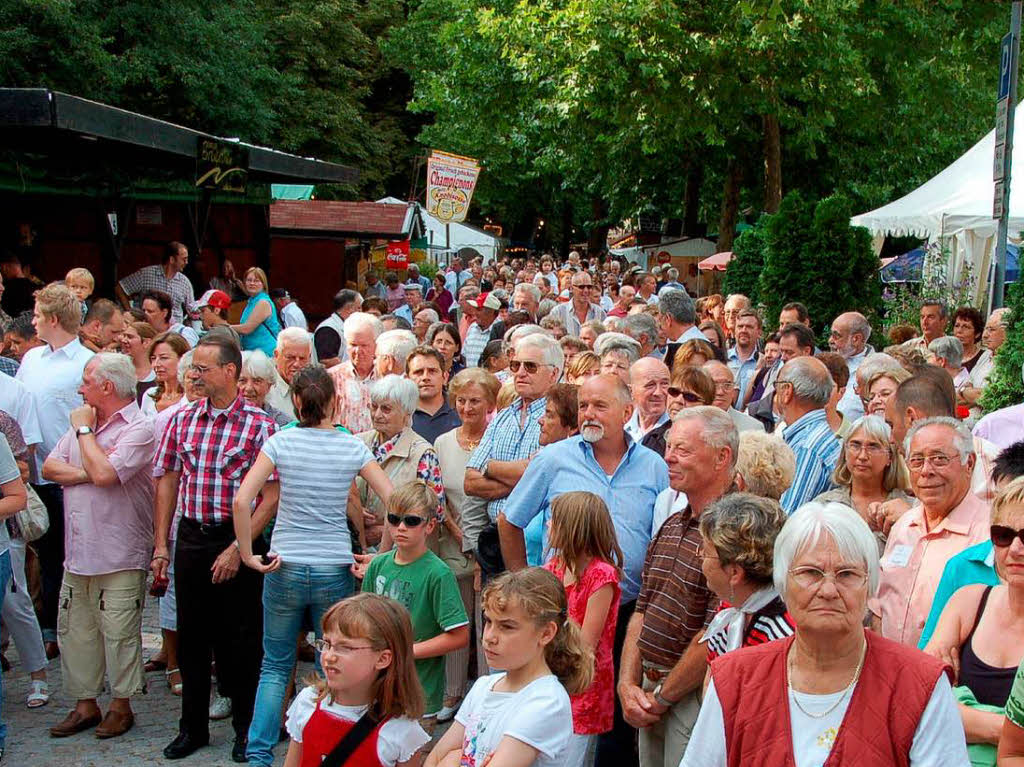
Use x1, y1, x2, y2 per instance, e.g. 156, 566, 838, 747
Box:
372, 430, 446, 521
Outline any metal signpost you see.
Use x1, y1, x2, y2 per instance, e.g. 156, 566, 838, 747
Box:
993, 2, 1021, 309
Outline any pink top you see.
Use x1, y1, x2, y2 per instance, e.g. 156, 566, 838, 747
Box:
52, 401, 157, 576
329, 362, 378, 434
870, 490, 991, 647
544, 558, 620, 734
385, 285, 406, 311
973, 403, 1024, 452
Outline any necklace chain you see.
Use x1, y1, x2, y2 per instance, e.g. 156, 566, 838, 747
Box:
458, 426, 483, 450
787, 640, 867, 720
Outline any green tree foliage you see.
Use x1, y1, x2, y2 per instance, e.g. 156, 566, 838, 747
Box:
0, 0, 413, 198
979, 282, 1024, 413
722, 218, 767, 301
756, 193, 881, 346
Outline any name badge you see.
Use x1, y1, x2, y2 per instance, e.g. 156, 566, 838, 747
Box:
887, 544, 913, 568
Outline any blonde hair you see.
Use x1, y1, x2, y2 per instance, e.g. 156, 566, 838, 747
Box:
736, 431, 796, 500
244, 266, 270, 293
313, 593, 425, 720
547, 492, 624, 582
482, 569, 594, 695
65, 267, 95, 290
993, 475, 1024, 527
566, 351, 600, 382
448, 367, 501, 408
699, 493, 786, 586
867, 366, 912, 395
34, 282, 82, 333
387, 480, 439, 521
672, 339, 716, 376
495, 378, 518, 411
833, 415, 911, 493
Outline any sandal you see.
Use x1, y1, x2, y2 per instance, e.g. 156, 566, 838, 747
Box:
144, 656, 168, 673
26, 679, 49, 708
165, 668, 183, 696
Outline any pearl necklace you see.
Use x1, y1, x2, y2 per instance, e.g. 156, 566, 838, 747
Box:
786, 640, 867, 720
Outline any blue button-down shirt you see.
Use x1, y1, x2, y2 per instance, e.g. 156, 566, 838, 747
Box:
503, 435, 669, 602
779, 409, 841, 515
727, 346, 759, 407
466, 397, 547, 520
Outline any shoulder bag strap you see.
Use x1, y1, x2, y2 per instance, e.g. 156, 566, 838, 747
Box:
321, 710, 381, 767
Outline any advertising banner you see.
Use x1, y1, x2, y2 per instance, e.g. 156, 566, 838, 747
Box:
426, 150, 481, 223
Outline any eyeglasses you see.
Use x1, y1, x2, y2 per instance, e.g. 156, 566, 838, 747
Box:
573, 283, 594, 290
907, 452, 958, 470
509, 360, 552, 374
845, 440, 888, 457
667, 387, 702, 403
191, 363, 224, 375
313, 639, 376, 655
991, 525, 1024, 548
789, 566, 867, 590
386, 513, 426, 528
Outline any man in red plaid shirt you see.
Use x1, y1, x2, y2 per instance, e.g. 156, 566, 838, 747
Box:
150, 335, 279, 762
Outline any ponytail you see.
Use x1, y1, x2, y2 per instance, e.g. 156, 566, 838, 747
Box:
482, 568, 595, 696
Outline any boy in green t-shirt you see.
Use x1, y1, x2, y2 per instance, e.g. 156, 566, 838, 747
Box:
362, 481, 469, 720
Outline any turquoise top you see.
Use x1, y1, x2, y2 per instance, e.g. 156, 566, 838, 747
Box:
239, 291, 280, 356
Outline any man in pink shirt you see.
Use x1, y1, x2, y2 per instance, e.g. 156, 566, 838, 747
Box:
41, 353, 157, 739
870, 417, 990, 647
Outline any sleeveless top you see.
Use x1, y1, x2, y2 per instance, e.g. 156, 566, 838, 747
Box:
240, 291, 281, 356
958, 586, 1019, 706
300, 698, 387, 767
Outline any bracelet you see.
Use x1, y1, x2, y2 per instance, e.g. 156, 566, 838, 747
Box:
151, 555, 170, 563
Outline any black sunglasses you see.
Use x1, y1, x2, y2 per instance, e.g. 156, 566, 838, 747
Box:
667, 387, 701, 403
387, 513, 426, 528
991, 525, 1024, 548
509, 360, 550, 374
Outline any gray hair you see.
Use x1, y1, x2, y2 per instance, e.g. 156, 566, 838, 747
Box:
774, 501, 881, 597
777, 357, 834, 407
276, 326, 313, 353
666, 267, 679, 281
241, 350, 277, 383
658, 289, 696, 325
505, 323, 550, 346
515, 333, 565, 377
370, 374, 420, 416
928, 335, 964, 369
177, 350, 194, 384
344, 311, 384, 340
736, 431, 796, 500
624, 312, 659, 346
595, 332, 642, 363
514, 283, 542, 304
855, 352, 904, 392
847, 312, 872, 340
672, 405, 739, 469
537, 300, 558, 320
89, 353, 137, 399
415, 308, 440, 325
904, 415, 975, 464
375, 329, 418, 368
581, 320, 607, 336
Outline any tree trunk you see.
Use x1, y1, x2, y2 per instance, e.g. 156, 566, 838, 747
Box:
560, 198, 573, 260
588, 196, 611, 255
717, 158, 743, 253
683, 161, 704, 237
762, 113, 782, 214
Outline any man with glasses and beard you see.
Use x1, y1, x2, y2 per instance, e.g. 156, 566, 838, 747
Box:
498, 373, 668, 767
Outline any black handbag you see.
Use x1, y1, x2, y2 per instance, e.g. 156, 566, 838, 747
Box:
474, 521, 505, 576
320, 709, 380, 767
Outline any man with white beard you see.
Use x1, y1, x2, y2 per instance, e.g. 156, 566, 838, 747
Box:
498, 373, 669, 766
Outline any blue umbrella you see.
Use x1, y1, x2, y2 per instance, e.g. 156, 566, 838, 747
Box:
880, 245, 1019, 283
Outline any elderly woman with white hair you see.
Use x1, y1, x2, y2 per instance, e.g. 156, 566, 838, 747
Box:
354, 375, 445, 548
595, 331, 641, 384
374, 328, 418, 378
681, 502, 970, 767
329, 311, 384, 433
239, 350, 292, 425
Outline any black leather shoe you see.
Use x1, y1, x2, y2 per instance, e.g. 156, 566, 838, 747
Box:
163, 730, 209, 760
232, 735, 249, 763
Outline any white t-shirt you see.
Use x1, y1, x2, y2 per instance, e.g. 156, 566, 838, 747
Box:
679, 675, 969, 767
281, 302, 308, 330
455, 673, 572, 767
285, 686, 429, 766
262, 427, 374, 565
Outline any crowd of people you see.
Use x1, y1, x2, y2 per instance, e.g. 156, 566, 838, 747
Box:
0, 240, 1023, 767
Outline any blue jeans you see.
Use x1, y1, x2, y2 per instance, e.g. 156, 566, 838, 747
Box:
0, 551, 13, 747
246, 562, 353, 766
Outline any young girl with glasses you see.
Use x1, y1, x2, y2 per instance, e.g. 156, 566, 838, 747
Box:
282, 593, 429, 767
542, 493, 623, 767
426, 568, 594, 767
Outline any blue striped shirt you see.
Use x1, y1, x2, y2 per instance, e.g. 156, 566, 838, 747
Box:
779, 409, 841, 515
465, 397, 547, 520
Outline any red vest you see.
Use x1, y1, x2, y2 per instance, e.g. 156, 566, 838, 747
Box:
300, 699, 388, 767
711, 629, 950, 767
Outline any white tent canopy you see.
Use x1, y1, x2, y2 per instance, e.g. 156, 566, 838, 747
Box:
851, 100, 1024, 306
376, 197, 503, 264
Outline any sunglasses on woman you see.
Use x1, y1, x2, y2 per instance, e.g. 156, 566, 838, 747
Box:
386, 513, 426, 528
991, 524, 1024, 548
509, 360, 551, 374
667, 387, 701, 403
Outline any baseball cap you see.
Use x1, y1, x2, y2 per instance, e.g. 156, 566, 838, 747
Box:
476, 292, 501, 311
196, 289, 231, 311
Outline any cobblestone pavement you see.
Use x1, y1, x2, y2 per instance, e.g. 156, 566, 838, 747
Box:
4, 596, 301, 767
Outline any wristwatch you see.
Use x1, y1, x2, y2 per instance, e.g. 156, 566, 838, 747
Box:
652, 683, 673, 708
75, 426, 93, 438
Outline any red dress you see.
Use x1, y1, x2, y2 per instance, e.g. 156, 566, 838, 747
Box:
300, 698, 388, 767
544, 558, 620, 734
